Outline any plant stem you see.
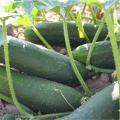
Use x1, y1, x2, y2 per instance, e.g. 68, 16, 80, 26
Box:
86, 17, 104, 67
81, 3, 86, 15
88, 5, 96, 24
1, 18, 32, 117
89, 65, 114, 73
104, 10, 120, 118
35, 112, 71, 120
63, 17, 91, 95
20, 112, 71, 120
41, 10, 47, 22
0, 93, 13, 104
31, 24, 53, 50
0, 93, 33, 114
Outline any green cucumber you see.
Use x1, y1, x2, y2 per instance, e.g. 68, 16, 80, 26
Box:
24, 22, 108, 47
57, 84, 119, 120
0, 67, 81, 113
73, 41, 120, 69
0, 37, 87, 85
0, 114, 17, 120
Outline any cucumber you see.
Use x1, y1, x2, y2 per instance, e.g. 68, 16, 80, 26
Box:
73, 41, 120, 69
57, 84, 119, 120
0, 37, 87, 86
24, 22, 108, 47
0, 67, 81, 113
0, 114, 17, 120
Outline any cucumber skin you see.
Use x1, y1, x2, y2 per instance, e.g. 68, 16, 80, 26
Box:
57, 84, 118, 120
0, 67, 81, 113
73, 41, 118, 69
0, 114, 17, 120
24, 22, 108, 47
0, 37, 87, 86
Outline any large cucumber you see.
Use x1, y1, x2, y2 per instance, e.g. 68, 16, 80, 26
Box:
0, 37, 87, 86
24, 22, 108, 47
72, 41, 120, 69
57, 83, 118, 120
0, 67, 81, 113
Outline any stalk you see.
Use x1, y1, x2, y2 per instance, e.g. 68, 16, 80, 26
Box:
88, 5, 96, 24
31, 23, 53, 50
0, 93, 33, 114
86, 17, 104, 67
104, 10, 120, 118
63, 17, 91, 95
20, 112, 71, 120
81, 3, 86, 15
1, 18, 32, 116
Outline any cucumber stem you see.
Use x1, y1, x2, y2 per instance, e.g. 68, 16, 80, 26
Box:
88, 5, 96, 24
89, 65, 114, 73
0, 93, 33, 114
19, 111, 71, 120
31, 23, 53, 50
0, 93, 13, 104
63, 17, 91, 95
104, 10, 120, 118
1, 18, 32, 117
86, 17, 104, 67
81, 3, 86, 15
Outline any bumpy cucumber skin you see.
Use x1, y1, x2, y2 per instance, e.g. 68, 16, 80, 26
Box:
73, 41, 117, 69
24, 22, 108, 47
0, 37, 87, 86
57, 84, 118, 120
0, 67, 81, 113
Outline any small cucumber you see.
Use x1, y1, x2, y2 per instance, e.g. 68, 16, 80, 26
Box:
73, 41, 120, 69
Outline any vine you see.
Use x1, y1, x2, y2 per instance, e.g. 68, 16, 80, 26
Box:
1, 18, 32, 117
63, 17, 91, 95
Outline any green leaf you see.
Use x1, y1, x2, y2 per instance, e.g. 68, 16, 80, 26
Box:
85, 0, 118, 10
32, 7, 39, 21
2, 1, 20, 12
0, 27, 4, 45
14, 15, 31, 27
33, 0, 80, 15
21, 0, 34, 23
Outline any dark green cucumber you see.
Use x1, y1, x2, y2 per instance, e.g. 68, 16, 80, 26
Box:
24, 22, 108, 47
57, 84, 119, 120
73, 41, 120, 69
0, 67, 81, 113
0, 37, 87, 85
